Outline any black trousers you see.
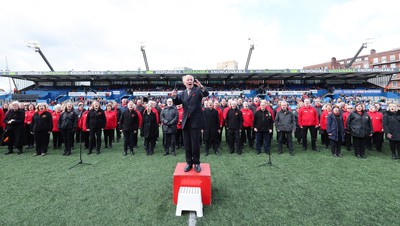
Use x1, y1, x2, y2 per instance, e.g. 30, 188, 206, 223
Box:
228, 129, 241, 153
52, 131, 63, 148
103, 129, 114, 147
144, 137, 156, 155
256, 131, 271, 154
116, 125, 121, 141
164, 132, 176, 153
353, 136, 367, 156
278, 131, 293, 153
389, 140, 400, 156
60, 129, 74, 154
330, 136, 342, 155
34, 131, 50, 154
89, 128, 102, 152
320, 129, 330, 148
81, 131, 89, 149
183, 127, 201, 165
176, 129, 183, 148
75, 129, 81, 143
241, 127, 253, 148
344, 132, 352, 150
366, 132, 384, 151
301, 126, 317, 149
123, 130, 135, 153
25, 124, 34, 146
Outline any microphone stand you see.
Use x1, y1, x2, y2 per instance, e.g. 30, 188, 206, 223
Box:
258, 152, 280, 169
69, 88, 92, 170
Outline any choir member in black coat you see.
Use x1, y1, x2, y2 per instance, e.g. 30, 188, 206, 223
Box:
31, 103, 53, 156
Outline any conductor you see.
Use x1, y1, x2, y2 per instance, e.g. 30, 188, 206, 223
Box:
172, 75, 209, 172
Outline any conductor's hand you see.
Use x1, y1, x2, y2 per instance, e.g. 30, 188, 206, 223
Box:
194, 79, 203, 89
171, 89, 177, 98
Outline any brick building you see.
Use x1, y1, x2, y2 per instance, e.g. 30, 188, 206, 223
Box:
303, 48, 400, 91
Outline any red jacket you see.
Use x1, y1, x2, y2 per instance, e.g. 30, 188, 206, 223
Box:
342, 111, 350, 129
298, 105, 318, 127
51, 111, 61, 132
79, 111, 89, 131
104, 110, 117, 130
24, 110, 35, 125
241, 108, 254, 128
135, 109, 143, 128
0, 108, 4, 129
177, 108, 184, 129
319, 110, 330, 130
152, 108, 160, 125
215, 107, 224, 128
367, 111, 383, 133
223, 107, 230, 120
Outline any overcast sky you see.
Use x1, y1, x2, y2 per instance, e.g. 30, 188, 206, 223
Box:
0, 0, 399, 91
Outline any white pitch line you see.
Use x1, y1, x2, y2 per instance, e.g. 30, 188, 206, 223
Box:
188, 212, 197, 226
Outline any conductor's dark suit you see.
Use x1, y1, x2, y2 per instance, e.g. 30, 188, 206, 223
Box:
173, 86, 209, 165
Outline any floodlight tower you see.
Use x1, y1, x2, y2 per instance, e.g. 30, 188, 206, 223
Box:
245, 38, 255, 70
140, 44, 149, 71
26, 41, 54, 71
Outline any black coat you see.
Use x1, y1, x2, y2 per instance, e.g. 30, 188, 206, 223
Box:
327, 113, 345, 142
275, 109, 295, 132
3, 109, 26, 147
346, 111, 373, 138
226, 108, 243, 130
253, 109, 273, 132
160, 106, 178, 134
383, 111, 400, 141
58, 111, 78, 130
31, 111, 53, 132
141, 111, 158, 138
173, 86, 209, 129
86, 108, 106, 129
203, 108, 220, 141
119, 109, 139, 132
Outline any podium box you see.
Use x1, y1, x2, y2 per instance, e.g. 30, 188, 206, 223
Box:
173, 163, 211, 206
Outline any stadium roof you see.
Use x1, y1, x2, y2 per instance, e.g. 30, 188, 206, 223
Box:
0, 68, 397, 83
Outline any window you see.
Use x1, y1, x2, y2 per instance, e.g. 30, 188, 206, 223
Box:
381, 56, 387, 63
393, 81, 398, 88
364, 63, 369, 68
373, 58, 379, 63
374, 66, 379, 69
390, 55, 396, 61
339, 61, 344, 65
75, 81, 90, 86
382, 65, 387, 69
391, 63, 396, 68
354, 65, 361, 69
364, 57, 369, 61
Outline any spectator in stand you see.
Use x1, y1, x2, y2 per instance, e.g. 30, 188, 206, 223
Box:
241, 102, 254, 149
320, 104, 332, 150
51, 104, 63, 150
31, 103, 53, 156
367, 105, 384, 152
86, 100, 106, 155
104, 103, 117, 149
24, 103, 35, 149
346, 103, 373, 158
298, 99, 319, 151
58, 102, 78, 156
160, 98, 178, 156
4, 101, 26, 155
383, 104, 400, 159
327, 106, 345, 157
203, 100, 221, 156
141, 103, 158, 156
226, 100, 243, 154
275, 101, 295, 155
119, 101, 139, 156
253, 100, 273, 155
